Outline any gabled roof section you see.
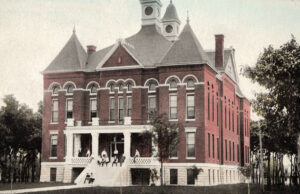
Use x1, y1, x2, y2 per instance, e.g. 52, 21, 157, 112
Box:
43, 31, 87, 74
206, 48, 239, 83
159, 23, 214, 70
162, 0, 181, 24
96, 40, 143, 70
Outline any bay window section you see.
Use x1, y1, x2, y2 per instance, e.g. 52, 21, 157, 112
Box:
186, 132, 195, 158
169, 95, 177, 120
52, 100, 58, 123
90, 99, 97, 121
109, 98, 115, 122
186, 94, 195, 120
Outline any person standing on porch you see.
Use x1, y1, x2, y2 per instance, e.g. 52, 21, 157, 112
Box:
101, 149, 108, 166
86, 148, 91, 157
133, 149, 140, 163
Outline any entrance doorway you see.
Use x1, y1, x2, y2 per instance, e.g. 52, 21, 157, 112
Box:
131, 169, 150, 185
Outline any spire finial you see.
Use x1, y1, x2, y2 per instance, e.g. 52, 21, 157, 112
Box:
187, 10, 190, 24
170, 0, 172, 4
73, 24, 76, 34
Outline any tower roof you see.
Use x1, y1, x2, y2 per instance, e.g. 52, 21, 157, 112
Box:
162, 0, 181, 23
43, 31, 87, 74
159, 23, 214, 70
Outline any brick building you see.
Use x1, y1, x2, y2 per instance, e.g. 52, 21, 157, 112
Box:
40, 0, 251, 186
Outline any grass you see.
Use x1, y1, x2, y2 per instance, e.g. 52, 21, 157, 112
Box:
0, 182, 73, 191
2, 184, 298, 194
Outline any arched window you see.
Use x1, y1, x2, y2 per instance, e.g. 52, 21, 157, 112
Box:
126, 83, 133, 92
186, 79, 195, 88
52, 86, 59, 95
109, 84, 115, 93
66, 85, 74, 94
90, 84, 97, 94
169, 79, 177, 89
118, 84, 124, 92
149, 82, 157, 91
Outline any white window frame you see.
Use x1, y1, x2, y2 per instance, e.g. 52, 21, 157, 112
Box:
127, 96, 132, 117
186, 131, 196, 159
118, 97, 124, 123
148, 95, 157, 122
49, 132, 58, 159
169, 94, 178, 121
89, 98, 97, 122
186, 93, 195, 121
109, 97, 115, 123
65, 98, 73, 121
51, 99, 59, 124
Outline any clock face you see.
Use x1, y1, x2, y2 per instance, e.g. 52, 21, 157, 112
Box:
145, 6, 153, 16
166, 25, 173, 33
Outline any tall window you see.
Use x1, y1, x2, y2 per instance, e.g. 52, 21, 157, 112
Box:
217, 102, 219, 126
170, 169, 178, 184
149, 83, 157, 91
233, 142, 235, 161
118, 98, 124, 122
109, 84, 115, 93
52, 100, 58, 123
109, 98, 115, 121
169, 79, 178, 89
229, 108, 231, 130
225, 106, 227, 128
208, 169, 211, 185
208, 133, 210, 157
148, 96, 157, 118
90, 84, 97, 94
208, 93, 210, 120
169, 95, 177, 120
50, 168, 56, 182
186, 94, 195, 119
50, 134, 58, 157
212, 95, 215, 121
127, 97, 132, 117
225, 140, 227, 160
52, 86, 59, 95
237, 144, 240, 162
186, 132, 195, 158
66, 85, 74, 94
66, 99, 73, 119
187, 169, 195, 185
118, 84, 124, 93
126, 83, 133, 92
229, 141, 231, 161
232, 111, 234, 132
237, 114, 239, 135
217, 138, 219, 160
90, 99, 97, 120
212, 134, 215, 158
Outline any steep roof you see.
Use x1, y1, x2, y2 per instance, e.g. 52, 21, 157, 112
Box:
43, 32, 87, 74
162, 1, 180, 23
123, 25, 172, 68
159, 23, 214, 70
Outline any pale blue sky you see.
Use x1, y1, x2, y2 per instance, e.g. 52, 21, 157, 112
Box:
0, 0, 299, 119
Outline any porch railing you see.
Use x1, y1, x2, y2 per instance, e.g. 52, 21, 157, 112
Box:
128, 157, 159, 165
71, 157, 93, 165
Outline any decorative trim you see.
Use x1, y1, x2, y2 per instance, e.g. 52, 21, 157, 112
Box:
49, 130, 59, 135
185, 127, 197, 133
48, 82, 62, 90
62, 81, 77, 90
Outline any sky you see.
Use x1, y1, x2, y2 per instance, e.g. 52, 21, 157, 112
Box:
0, 0, 299, 120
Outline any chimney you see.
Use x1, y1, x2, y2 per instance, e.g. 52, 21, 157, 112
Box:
215, 34, 224, 68
87, 45, 97, 55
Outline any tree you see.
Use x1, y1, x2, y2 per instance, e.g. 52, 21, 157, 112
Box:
144, 113, 180, 186
245, 36, 300, 186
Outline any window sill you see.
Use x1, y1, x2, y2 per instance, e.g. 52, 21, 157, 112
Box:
186, 157, 196, 160
51, 94, 58, 97
108, 121, 115, 124
169, 119, 178, 122
170, 157, 178, 160
186, 119, 196, 122
50, 122, 59, 125
49, 157, 57, 160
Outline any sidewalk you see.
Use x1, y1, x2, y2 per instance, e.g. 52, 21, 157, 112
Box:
0, 184, 96, 194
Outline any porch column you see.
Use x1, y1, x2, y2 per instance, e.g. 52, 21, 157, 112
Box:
65, 132, 73, 163
92, 132, 99, 158
124, 132, 131, 159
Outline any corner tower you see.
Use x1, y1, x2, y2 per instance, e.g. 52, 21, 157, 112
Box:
162, 0, 181, 41
140, 0, 162, 27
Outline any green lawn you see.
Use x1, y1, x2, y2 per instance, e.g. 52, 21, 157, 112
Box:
0, 182, 73, 191
4, 184, 298, 194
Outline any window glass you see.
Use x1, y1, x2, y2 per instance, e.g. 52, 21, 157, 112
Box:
66, 99, 73, 119
90, 85, 97, 93
127, 97, 132, 116
127, 83, 132, 92
50, 134, 58, 157
109, 98, 115, 121
187, 132, 195, 157
110, 84, 115, 92
187, 95, 195, 119
149, 83, 157, 91
50, 168, 56, 182
187, 169, 195, 185
53, 86, 59, 95
187, 79, 195, 88
169, 80, 177, 89
119, 98, 124, 122
90, 99, 97, 120
52, 100, 58, 122
169, 95, 177, 119
67, 85, 74, 94
119, 84, 124, 92
170, 169, 178, 185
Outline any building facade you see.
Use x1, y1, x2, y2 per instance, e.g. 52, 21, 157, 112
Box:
40, 0, 251, 186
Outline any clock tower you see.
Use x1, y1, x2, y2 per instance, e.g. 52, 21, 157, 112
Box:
162, 0, 181, 41
140, 0, 162, 27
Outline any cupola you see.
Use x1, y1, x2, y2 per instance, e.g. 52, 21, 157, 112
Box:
162, 0, 181, 41
140, 0, 162, 27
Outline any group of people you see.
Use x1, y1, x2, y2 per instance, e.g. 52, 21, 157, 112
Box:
96, 149, 127, 167
84, 172, 94, 184
77, 148, 91, 157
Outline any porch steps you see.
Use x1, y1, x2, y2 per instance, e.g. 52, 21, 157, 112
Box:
74, 159, 128, 186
